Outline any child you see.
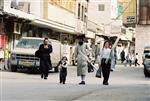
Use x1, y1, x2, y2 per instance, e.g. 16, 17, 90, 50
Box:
135, 53, 140, 66
58, 56, 68, 84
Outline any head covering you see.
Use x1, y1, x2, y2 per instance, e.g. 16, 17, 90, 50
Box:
76, 34, 85, 39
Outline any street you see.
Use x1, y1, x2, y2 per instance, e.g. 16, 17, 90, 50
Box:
0, 0, 150, 101
0, 65, 150, 101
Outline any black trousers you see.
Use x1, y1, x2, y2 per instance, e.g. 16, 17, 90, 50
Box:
60, 68, 67, 83
40, 60, 49, 78
101, 59, 111, 84
135, 59, 140, 66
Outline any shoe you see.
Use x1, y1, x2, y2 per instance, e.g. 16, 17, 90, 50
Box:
110, 69, 113, 72
44, 77, 47, 80
41, 74, 43, 79
79, 81, 85, 85
63, 82, 65, 84
103, 82, 109, 85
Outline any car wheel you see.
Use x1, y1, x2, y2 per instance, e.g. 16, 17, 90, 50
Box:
144, 72, 150, 77
144, 68, 150, 77
11, 65, 17, 72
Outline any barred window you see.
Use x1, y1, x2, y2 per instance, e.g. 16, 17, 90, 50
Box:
81, 6, 84, 21
78, 3, 80, 19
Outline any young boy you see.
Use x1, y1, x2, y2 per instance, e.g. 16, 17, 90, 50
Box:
135, 53, 140, 66
58, 56, 68, 84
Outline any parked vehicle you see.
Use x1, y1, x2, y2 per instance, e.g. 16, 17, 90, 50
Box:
143, 45, 150, 77
9, 37, 61, 73
143, 53, 150, 77
142, 45, 150, 64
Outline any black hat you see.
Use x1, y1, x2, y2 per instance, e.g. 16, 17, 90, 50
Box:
76, 34, 85, 39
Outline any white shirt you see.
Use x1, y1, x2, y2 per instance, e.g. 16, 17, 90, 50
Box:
61, 61, 68, 68
0, 50, 4, 59
99, 48, 111, 64
135, 55, 138, 60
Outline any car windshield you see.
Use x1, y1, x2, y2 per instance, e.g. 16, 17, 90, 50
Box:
144, 50, 150, 54
145, 54, 150, 59
16, 38, 43, 49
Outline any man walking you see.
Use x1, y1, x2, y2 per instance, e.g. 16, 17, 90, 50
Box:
39, 38, 53, 79
75, 35, 88, 85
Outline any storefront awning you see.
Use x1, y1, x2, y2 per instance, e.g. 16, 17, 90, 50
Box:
85, 31, 95, 39
31, 18, 75, 34
3, 8, 35, 21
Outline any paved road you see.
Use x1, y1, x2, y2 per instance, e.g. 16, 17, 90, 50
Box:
0, 65, 150, 101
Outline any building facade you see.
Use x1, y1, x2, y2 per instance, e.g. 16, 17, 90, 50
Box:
0, 0, 36, 50
0, 0, 79, 64
135, 0, 150, 64
75, 0, 88, 34
87, 0, 122, 49
0, 0, 106, 64
121, 0, 136, 27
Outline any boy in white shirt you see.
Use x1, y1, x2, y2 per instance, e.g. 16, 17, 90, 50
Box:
135, 53, 140, 66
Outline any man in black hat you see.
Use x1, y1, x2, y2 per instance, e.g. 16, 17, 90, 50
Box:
39, 38, 53, 80
74, 35, 89, 85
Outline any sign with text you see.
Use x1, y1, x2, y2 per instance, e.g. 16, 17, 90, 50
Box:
127, 16, 136, 23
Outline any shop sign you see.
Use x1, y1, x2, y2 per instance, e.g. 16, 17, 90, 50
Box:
127, 16, 136, 23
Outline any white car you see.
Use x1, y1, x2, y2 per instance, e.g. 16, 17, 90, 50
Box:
9, 37, 61, 73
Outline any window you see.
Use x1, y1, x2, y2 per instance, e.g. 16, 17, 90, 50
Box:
98, 4, 105, 11
84, 7, 87, 22
16, 39, 43, 49
84, 15, 87, 22
81, 6, 84, 21
78, 3, 80, 19
138, 0, 150, 24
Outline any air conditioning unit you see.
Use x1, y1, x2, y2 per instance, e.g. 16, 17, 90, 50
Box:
14, 22, 21, 34
10, 0, 18, 9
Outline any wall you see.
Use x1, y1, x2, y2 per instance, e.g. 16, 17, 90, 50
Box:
135, 0, 150, 64
122, 0, 136, 25
3, 0, 43, 18
47, 3, 76, 28
135, 25, 150, 64
3, 0, 35, 20
88, 0, 119, 35
43, 0, 76, 28
88, 0, 111, 25
48, 0, 76, 13
30, 0, 43, 18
